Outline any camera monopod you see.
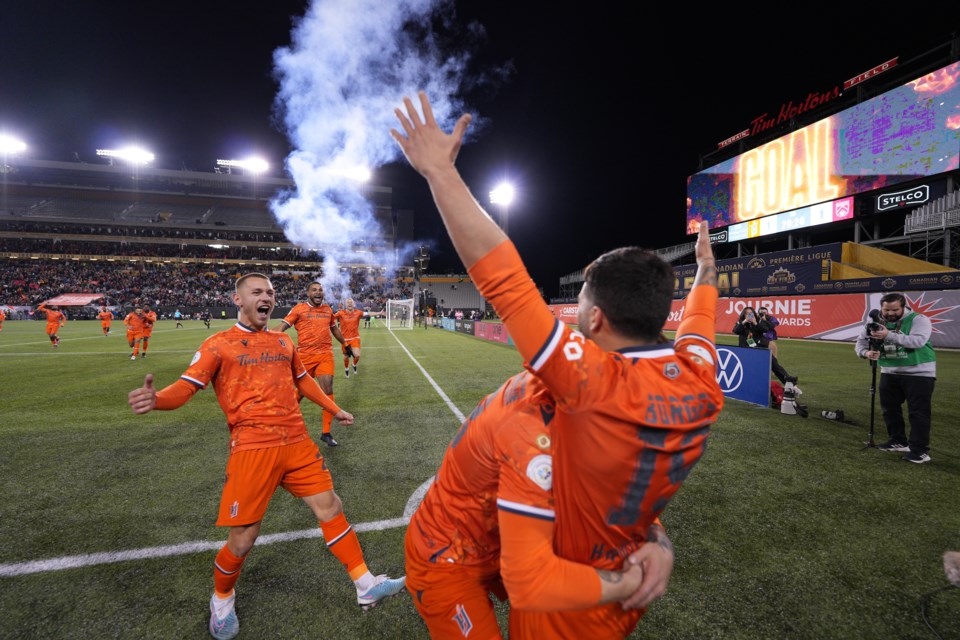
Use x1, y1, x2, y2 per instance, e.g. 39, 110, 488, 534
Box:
861, 309, 884, 451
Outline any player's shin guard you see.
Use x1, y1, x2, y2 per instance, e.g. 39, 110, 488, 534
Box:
213, 545, 248, 596
319, 512, 368, 579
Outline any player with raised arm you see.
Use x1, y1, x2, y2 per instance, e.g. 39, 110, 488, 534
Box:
392, 92, 723, 638
128, 273, 405, 640
335, 298, 364, 378
273, 281, 346, 447
37, 302, 66, 348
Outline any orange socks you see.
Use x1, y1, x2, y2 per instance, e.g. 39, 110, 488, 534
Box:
320, 512, 368, 579
213, 545, 247, 596
322, 393, 334, 434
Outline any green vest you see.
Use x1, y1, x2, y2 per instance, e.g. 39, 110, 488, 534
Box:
878, 312, 936, 367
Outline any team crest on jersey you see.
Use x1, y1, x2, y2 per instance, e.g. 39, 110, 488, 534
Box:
452, 604, 473, 636
526, 454, 553, 491
230, 501, 239, 519
190, 351, 202, 365
663, 362, 680, 379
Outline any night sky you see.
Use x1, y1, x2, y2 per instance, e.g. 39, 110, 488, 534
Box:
1, 2, 956, 297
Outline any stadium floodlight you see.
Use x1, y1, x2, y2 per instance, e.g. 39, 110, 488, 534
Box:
96, 147, 155, 166
490, 181, 515, 235
217, 157, 269, 174
0, 134, 27, 155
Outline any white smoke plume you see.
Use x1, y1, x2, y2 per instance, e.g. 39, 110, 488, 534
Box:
271, 0, 489, 304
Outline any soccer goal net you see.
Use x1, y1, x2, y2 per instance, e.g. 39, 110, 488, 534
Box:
386, 298, 414, 330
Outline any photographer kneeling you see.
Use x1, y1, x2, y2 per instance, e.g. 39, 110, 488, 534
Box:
732, 306, 798, 386
855, 293, 936, 464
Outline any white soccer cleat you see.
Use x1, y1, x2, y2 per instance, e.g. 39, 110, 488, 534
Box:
356, 575, 406, 610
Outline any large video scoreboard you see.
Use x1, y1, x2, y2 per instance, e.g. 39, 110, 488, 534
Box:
687, 61, 960, 240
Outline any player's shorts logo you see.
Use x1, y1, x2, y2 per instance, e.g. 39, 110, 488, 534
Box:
715, 348, 744, 392
230, 501, 239, 519
452, 604, 473, 637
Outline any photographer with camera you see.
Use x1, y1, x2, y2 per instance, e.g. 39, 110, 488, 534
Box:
855, 293, 936, 464
758, 306, 780, 357
733, 306, 798, 386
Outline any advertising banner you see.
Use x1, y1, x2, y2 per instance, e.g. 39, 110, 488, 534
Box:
475, 321, 511, 344
673, 244, 842, 298
663, 290, 960, 348
715, 346, 772, 407
454, 319, 475, 336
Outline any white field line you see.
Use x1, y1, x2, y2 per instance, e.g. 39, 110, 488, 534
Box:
0, 333, 451, 577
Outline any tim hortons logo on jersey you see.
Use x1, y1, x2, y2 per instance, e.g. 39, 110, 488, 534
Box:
877, 185, 929, 211
235, 351, 292, 366
715, 348, 744, 393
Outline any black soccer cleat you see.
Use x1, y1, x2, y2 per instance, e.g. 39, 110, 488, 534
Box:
319, 433, 339, 447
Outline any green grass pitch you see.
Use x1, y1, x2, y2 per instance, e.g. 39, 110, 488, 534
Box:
0, 318, 957, 639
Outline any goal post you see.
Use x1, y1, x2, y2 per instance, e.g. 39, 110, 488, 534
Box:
386, 298, 414, 330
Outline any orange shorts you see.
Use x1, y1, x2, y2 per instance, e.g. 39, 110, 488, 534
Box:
508, 604, 641, 640
46, 324, 59, 336
300, 351, 334, 377
141, 330, 154, 338
217, 438, 333, 526
127, 331, 142, 342
101, 322, 111, 328
404, 526, 506, 639
341, 338, 361, 355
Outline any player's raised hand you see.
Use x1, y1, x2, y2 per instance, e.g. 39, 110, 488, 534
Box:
128, 374, 157, 414
334, 410, 354, 426
390, 91, 472, 177
692, 221, 717, 289
695, 220, 715, 266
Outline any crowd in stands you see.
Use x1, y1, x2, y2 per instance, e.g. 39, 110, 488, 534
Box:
0, 258, 419, 312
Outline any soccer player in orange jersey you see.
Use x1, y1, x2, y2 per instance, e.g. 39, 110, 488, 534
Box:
124, 308, 145, 360
406, 367, 654, 638
334, 298, 364, 378
128, 273, 405, 640
140, 305, 158, 358
0, 307, 6, 332
273, 281, 347, 447
37, 302, 66, 347
392, 92, 724, 639
97, 306, 113, 336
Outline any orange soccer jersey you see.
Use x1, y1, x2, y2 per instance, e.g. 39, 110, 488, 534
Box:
141, 311, 158, 337
38, 306, 65, 333
469, 241, 724, 638
334, 308, 363, 342
408, 370, 614, 638
97, 311, 113, 326
124, 312, 144, 337
161, 323, 316, 453
282, 302, 336, 354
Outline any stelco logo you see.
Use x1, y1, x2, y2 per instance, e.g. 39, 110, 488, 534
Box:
877, 185, 929, 211
715, 348, 744, 392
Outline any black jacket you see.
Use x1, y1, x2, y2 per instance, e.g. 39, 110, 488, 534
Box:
732, 317, 773, 348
